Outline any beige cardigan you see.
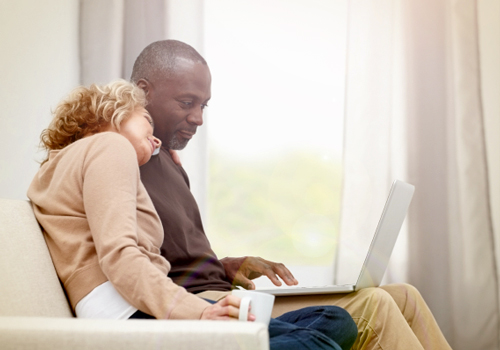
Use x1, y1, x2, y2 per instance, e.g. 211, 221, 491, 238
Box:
27, 132, 210, 320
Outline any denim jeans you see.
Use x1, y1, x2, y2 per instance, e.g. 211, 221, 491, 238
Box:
130, 304, 357, 350
270, 305, 357, 350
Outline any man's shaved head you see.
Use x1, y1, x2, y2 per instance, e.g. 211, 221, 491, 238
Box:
131, 40, 207, 83
131, 40, 211, 150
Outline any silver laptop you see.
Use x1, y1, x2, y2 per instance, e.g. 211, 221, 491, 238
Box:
256, 180, 415, 296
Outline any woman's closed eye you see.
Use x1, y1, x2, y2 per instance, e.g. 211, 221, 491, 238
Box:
144, 115, 154, 128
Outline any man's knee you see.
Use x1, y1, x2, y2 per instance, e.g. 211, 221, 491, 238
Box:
380, 283, 423, 309
357, 286, 396, 309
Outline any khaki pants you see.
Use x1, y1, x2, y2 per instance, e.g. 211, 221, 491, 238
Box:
198, 283, 452, 350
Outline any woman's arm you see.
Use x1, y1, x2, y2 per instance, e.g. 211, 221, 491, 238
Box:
82, 133, 209, 319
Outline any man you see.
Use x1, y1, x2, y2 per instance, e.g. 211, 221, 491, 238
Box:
132, 40, 451, 350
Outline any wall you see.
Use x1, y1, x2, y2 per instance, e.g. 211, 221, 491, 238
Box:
0, 0, 80, 200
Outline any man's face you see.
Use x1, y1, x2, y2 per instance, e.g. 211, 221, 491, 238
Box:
142, 61, 212, 150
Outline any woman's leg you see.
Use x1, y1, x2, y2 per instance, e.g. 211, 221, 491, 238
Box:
128, 310, 155, 319
276, 306, 357, 350
269, 317, 343, 350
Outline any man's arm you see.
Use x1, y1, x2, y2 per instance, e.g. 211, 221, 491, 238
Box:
220, 256, 299, 290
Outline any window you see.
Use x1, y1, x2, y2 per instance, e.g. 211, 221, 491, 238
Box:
204, 0, 348, 285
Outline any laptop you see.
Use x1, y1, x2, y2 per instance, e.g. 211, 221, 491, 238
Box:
256, 180, 415, 296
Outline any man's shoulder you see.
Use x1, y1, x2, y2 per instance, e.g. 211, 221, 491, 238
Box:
140, 148, 191, 189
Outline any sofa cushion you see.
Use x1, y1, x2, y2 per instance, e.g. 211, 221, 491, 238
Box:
0, 198, 73, 317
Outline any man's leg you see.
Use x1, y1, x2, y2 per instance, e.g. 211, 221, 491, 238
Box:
273, 284, 450, 350
379, 284, 451, 350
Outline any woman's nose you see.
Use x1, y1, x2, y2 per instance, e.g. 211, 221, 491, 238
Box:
153, 136, 162, 149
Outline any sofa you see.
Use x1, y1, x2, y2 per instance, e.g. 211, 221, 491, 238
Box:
0, 198, 269, 350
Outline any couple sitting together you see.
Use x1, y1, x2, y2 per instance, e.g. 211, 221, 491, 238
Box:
27, 40, 451, 350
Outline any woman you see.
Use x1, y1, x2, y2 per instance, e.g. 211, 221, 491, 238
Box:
27, 80, 356, 350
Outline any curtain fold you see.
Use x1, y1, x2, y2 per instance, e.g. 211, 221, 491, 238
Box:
339, 0, 499, 348
336, 0, 408, 287
80, 0, 124, 85
79, 0, 166, 85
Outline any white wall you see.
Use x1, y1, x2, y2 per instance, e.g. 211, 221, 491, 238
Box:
0, 0, 80, 200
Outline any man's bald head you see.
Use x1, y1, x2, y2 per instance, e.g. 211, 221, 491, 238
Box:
131, 40, 211, 150
131, 40, 207, 83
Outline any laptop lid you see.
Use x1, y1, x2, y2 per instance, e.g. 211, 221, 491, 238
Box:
353, 180, 414, 290
256, 180, 414, 296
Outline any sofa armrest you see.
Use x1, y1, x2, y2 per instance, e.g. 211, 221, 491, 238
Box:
0, 316, 269, 350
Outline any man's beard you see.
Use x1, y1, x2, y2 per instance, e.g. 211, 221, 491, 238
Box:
168, 134, 189, 150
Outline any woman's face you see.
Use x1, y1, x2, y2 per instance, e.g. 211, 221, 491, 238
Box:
116, 107, 162, 166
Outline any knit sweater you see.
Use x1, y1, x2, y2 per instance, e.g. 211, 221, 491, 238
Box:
27, 132, 210, 319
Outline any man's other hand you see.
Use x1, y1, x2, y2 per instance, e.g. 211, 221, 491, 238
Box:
220, 256, 299, 290
168, 149, 182, 166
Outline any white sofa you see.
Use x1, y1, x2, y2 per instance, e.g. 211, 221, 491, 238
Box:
0, 198, 269, 350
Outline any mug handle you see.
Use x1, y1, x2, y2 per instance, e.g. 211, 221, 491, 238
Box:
238, 297, 252, 321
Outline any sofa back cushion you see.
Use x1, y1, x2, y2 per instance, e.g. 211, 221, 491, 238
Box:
0, 198, 73, 317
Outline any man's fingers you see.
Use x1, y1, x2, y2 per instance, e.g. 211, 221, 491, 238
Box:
224, 256, 300, 288
168, 149, 182, 166
234, 274, 256, 290
259, 262, 298, 287
263, 269, 283, 286
272, 264, 299, 286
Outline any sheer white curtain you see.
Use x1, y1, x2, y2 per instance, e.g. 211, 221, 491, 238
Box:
79, 0, 208, 219
337, 0, 499, 349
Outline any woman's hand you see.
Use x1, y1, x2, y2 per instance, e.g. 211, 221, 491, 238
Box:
200, 295, 255, 321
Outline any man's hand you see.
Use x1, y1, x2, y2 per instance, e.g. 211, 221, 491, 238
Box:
168, 149, 182, 166
200, 295, 255, 321
220, 256, 299, 290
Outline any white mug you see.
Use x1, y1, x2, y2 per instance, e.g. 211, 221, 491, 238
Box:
231, 289, 275, 325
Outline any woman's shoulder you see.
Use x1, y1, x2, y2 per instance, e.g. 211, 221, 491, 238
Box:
74, 132, 137, 165
80, 132, 134, 153
84, 132, 131, 146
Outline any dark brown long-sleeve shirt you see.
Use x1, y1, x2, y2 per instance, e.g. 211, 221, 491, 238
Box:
140, 148, 232, 293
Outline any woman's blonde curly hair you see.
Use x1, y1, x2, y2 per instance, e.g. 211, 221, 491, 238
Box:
40, 80, 147, 162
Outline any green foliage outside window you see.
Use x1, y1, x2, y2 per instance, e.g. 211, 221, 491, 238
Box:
207, 150, 343, 266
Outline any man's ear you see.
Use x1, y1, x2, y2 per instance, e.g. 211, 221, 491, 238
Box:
136, 79, 150, 96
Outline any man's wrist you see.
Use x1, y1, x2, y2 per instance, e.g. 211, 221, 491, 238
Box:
220, 256, 247, 282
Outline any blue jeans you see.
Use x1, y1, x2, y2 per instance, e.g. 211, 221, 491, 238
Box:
130, 304, 357, 350
270, 305, 357, 350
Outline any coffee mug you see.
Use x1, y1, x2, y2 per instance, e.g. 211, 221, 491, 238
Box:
231, 289, 275, 325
